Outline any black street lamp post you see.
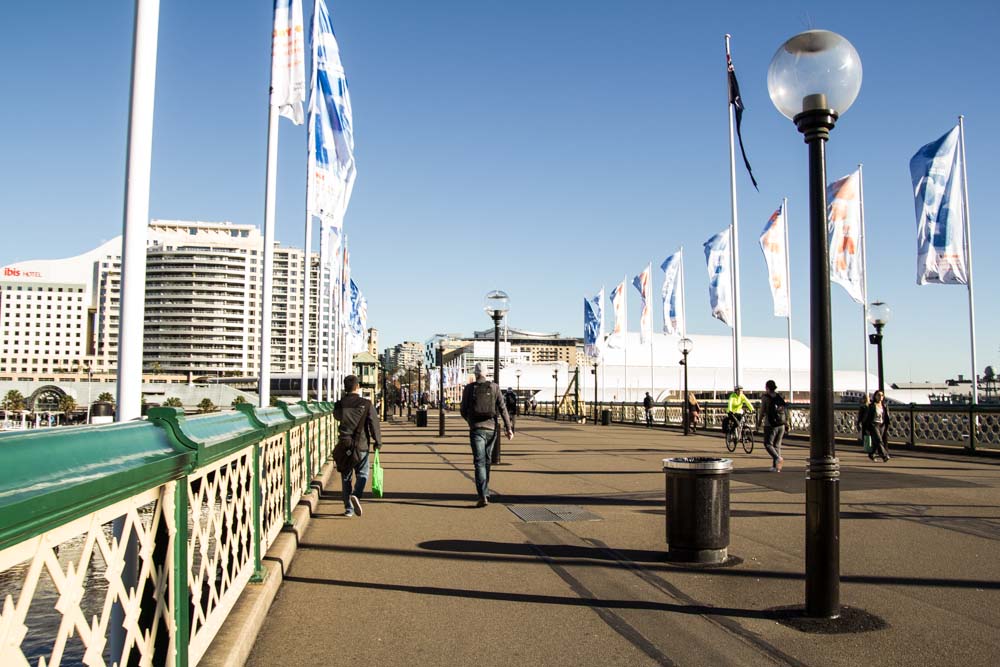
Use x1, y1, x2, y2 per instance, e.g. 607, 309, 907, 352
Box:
868, 301, 890, 395
768, 29, 862, 619
591, 361, 599, 426
678, 337, 693, 436
417, 360, 423, 407
484, 290, 510, 465
552, 371, 559, 421
407, 368, 412, 420
438, 342, 446, 437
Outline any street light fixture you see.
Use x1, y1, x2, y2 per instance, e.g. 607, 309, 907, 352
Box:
768, 28, 862, 620
416, 359, 423, 407
484, 290, 510, 464
552, 371, 559, 421
868, 301, 890, 395
438, 341, 446, 437
678, 337, 694, 436
591, 361, 599, 426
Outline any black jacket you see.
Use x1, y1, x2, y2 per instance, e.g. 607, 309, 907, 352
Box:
862, 402, 890, 440
460, 379, 512, 431
334, 392, 381, 452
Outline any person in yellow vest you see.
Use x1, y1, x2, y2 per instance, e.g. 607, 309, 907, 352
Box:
725, 385, 755, 437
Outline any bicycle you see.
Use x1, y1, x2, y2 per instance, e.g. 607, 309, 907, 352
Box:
725, 413, 755, 454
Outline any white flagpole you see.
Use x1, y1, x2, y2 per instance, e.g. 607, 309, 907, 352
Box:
300, 219, 312, 401
725, 34, 743, 390
858, 164, 870, 400
623, 274, 629, 403
958, 116, 979, 405
648, 263, 654, 399
259, 105, 278, 408
117, 0, 160, 423
783, 197, 793, 402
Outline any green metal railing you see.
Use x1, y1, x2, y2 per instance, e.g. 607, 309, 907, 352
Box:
0, 400, 335, 667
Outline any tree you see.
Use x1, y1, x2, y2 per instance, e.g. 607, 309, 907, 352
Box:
197, 398, 217, 414
150, 362, 163, 375
2, 390, 26, 412
97, 392, 115, 404
163, 397, 184, 408
58, 395, 77, 414
231, 395, 248, 407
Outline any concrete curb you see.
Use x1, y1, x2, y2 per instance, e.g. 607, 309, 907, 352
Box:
198, 460, 337, 667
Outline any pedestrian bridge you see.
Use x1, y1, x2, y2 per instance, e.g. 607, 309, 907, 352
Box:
2, 404, 1000, 666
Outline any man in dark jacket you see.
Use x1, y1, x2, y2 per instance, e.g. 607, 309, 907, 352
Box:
333, 375, 382, 517
642, 392, 654, 427
460, 363, 513, 507
756, 380, 786, 472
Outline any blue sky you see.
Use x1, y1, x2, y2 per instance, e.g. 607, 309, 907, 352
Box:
2, 1, 998, 383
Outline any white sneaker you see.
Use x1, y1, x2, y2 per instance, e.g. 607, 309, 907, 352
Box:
350, 495, 363, 517
769, 466, 777, 472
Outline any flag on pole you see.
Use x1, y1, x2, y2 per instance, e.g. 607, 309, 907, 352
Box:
608, 279, 628, 348
826, 171, 865, 303
727, 49, 758, 191
759, 205, 791, 316
704, 228, 734, 326
910, 125, 968, 285
583, 289, 604, 358
660, 251, 684, 335
632, 264, 653, 344
307, 0, 357, 228
271, 0, 306, 124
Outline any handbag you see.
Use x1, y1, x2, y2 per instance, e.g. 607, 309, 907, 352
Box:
371, 449, 384, 498
863, 434, 873, 454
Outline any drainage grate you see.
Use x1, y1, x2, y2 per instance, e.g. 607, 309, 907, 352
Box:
506, 504, 603, 523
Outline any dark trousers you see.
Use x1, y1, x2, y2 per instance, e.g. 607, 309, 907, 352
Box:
869, 430, 890, 460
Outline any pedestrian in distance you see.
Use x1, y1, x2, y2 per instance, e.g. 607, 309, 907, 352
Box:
333, 375, 382, 517
863, 390, 891, 462
757, 380, 786, 472
687, 392, 701, 433
642, 392, 654, 427
460, 363, 513, 507
504, 387, 518, 431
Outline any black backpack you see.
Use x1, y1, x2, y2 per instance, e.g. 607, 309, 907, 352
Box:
504, 391, 517, 414
470, 382, 497, 422
768, 394, 787, 426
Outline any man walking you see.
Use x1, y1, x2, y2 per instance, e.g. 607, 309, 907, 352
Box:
460, 363, 513, 507
333, 375, 382, 517
642, 392, 654, 427
757, 379, 786, 472
504, 387, 518, 431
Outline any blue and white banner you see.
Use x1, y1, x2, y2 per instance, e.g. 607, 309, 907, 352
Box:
826, 171, 865, 303
583, 288, 604, 358
307, 0, 356, 229
271, 0, 305, 124
632, 264, 653, 345
349, 278, 364, 353
911, 125, 968, 285
660, 250, 684, 335
704, 228, 734, 327
608, 280, 627, 348
759, 206, 791, 316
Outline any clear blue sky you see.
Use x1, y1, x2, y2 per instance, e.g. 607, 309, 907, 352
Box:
2, 1, 998, 383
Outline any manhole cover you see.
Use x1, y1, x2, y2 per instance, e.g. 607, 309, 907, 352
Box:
506, 505, 602, 522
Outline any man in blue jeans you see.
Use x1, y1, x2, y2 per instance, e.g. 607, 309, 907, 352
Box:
460, 363, 513, 507
333, 375, 382, 517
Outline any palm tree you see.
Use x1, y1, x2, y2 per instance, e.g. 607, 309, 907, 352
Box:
231, 395, 248, 407
97, 392, 115, 404
2, 390, 26, 413
163, 397, 184, 408
58, 395, 77, 415
197, 398, 217, 414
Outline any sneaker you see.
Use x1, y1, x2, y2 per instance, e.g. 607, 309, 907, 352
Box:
768, 466, 777, 472
476, 497, 489, 508
344, 509, 355, 517
776, 458, 783, 473
350, 495, 363, 517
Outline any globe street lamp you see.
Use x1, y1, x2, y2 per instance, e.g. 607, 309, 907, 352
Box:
868, 301, 890, 395
417, 360, 423, 406
484, 290, 510, 464
678, 337, 694, 436
591, 360, 599, 426
516, 369, 521, 396
438, 341, 446, 437
552, 371, 559, 421
407, 367, 412, 420
768, 29, 862, 620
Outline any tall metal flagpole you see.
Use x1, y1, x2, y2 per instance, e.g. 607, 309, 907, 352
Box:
623, 274, 629, 403
783, 198, 793, 402
648, 263, 654, 400
958, 116, 979, 405
725, 34, 744, 389
858, 164, 870, 399
301, 220, 312, 401
316, 235, 327, 401
259, 102, 278, 408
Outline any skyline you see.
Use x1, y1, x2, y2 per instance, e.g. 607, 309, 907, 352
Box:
2, 1, 998, 385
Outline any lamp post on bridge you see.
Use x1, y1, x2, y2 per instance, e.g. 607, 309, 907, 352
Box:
438, 341, 446, 437
768, 28, 862, 619
591, 360, 599, 426
868, 301, 890, 395
678, 337, 693, 436
484, 290, 510, 465
552, 370, 559, 421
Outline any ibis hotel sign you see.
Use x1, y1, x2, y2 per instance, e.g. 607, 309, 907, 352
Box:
2, 267, 43, 278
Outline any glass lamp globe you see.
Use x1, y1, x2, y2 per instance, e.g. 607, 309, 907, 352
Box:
868, 301, 890, 327
678, 337, 694, 355
767, 30, 862, 119
483, 289, 510, 316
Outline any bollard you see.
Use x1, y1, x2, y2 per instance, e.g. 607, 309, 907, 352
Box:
663, 457, 732, 564
416, 409, 428, 427
601, 409, 611, 426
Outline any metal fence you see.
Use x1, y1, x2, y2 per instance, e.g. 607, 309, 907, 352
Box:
0, 400, 335, 667
526, 400, 1000, 450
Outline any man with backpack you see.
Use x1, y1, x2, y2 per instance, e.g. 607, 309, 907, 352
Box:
460, 363, 513, 507
333, 375, 382, 517
504, 387, 518, 431
642, 392, 654, 427
757, 379, 786, 472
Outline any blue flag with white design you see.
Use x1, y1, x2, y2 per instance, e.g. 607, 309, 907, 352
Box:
704, 228, 733, 327
660, 250, 684, 335
583, 289, 604, 358
910, 125, 967, 285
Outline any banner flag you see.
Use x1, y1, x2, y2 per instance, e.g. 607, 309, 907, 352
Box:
632, 265, 653, 344
307, 0, 357, 228
660, 251, 684, 335
608, 280, 628, 348
271, 0, 306, 124
759, 205, 791, 316
826, 171, 865, 303
704, 228, 734, 327
583, 289, 604, 358
727, 51, 758, 191
911, 125, 968, 285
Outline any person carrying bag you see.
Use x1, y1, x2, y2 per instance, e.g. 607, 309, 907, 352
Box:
333, 375, 382, 517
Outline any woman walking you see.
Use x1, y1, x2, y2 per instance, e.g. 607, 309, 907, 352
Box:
863, 390, 891, 462
687, 393, 701, 433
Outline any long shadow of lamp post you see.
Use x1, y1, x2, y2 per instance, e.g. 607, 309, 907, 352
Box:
484, 290, 509, 464
767, 28, 862, 620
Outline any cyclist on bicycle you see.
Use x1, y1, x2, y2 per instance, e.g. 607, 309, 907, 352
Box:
725, 385, 755, 436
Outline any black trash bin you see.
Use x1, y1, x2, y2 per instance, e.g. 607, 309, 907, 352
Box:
416, 409, 428, 427
663, 457, 732, 564
601, 409, 611, 426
